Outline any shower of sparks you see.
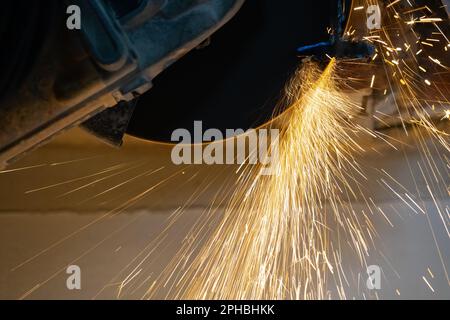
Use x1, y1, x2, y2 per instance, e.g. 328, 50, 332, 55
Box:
136, 0, 450, 299
2, 0, 449, 300
140, 59, 380, 300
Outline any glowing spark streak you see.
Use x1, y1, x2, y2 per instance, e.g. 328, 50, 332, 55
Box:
25, 163, 126, 194
0, 163, 47, 174
386, 0, 401, 9
56, 162, 147, 198
11, 167, 181, 272
422, 276, 435, 293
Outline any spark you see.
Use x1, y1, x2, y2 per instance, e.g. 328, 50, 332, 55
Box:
427, 267, 435, 279
422, 276, 435, 293
0, 163, 47, 174
386, 0, 401, 9
442, 110, 450, 120
25, 163, 128, 194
